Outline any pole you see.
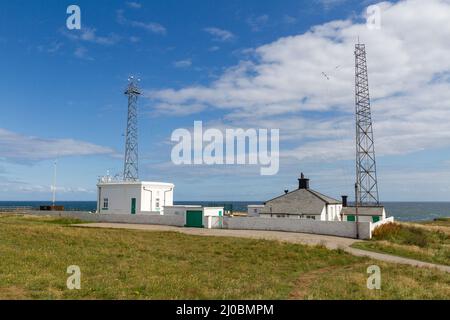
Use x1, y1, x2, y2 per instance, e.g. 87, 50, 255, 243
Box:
355, 182, 359, 239
52, 160, 57, 206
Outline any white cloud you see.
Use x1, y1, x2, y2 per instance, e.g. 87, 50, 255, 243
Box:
283, 15, 298, 25
126, 1, 142, 9
148, 0, 450, 163
117, 10, 166, 35
204, 27, 235, 42
63, 27, 120, 45
37, 41, 63, 54
316, 0, 349, 10
74, 46, 93, 60
247, 14, 269, 31
0, 128, 118, 162
209, 46, 220, 52
173, 59, 192, 68
129, 36, 140, 43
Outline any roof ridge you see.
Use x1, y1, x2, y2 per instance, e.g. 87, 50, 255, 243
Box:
308, 189, 340, 204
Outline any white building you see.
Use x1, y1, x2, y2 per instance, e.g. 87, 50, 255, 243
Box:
247, 205, 265, 217
259, 173, 343, 221
341, 206, 387, 223
164, 205, 224, 228
97, 178, 174, 215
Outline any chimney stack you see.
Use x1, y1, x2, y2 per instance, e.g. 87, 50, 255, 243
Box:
298, 172, 310, 189
342, 195, 348, 207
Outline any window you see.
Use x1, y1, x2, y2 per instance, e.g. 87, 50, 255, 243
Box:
103, 198, 109, 210
155, 198, 160, 210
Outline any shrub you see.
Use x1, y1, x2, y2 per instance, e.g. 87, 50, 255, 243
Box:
372, 223, 439, 248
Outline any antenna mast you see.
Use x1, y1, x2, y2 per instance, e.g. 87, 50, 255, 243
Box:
123, 76, 141, 181
354, 43, 379, 205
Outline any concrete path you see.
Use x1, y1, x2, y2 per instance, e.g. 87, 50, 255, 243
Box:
75, 223, 450, 273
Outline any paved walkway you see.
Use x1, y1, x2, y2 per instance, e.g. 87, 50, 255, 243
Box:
75, 223, 450, 273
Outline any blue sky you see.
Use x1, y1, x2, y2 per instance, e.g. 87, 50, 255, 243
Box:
1, 0, 450, 202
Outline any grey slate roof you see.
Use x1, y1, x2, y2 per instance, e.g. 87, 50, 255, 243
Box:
341, 206, 385, 216
260, 188, 341, 215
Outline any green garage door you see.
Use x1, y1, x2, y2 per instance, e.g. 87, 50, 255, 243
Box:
185, 210, 204, 228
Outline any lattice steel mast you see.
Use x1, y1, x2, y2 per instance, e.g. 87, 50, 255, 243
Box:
123, 76, 141, 181
354, 43, 379, 205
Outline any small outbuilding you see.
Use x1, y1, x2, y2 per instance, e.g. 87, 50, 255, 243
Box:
97, 178, 174, 215
341, 206, 387, 223
260, 173, 342, 221
164, 205, 224, 228
247, 205, 265, 217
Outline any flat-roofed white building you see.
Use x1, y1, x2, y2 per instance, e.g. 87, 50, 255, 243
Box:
247, 205, 265, 217
341, 206, 387, 223
97, 178, 174, 215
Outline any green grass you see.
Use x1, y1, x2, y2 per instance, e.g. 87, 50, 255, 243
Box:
352, 222, 450, 266
0, 214, 449, 299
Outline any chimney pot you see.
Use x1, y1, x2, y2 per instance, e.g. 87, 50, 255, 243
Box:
342, 195, 348, 207
298, 173, 310, 189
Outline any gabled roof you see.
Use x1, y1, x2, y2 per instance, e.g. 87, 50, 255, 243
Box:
308, 189, 341, 204
261, 188, 341, 215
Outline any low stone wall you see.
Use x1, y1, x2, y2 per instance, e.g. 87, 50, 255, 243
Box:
224, 216, 372, 239
25, 211, 186, 227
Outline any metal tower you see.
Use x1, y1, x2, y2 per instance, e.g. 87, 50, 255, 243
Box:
354, 43, 379, 205
123, 76, 141, 181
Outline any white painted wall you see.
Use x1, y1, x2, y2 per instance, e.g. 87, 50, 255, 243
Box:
97, 181, 174, 215
325, 204, 342, 221
223, 216, 372, 239
247, 205, 264, 217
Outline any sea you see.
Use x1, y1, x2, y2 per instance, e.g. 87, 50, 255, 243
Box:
1, 201, 450, 222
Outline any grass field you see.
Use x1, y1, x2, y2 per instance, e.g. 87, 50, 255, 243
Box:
0, 214, 449, 299
352, 219, 450, 266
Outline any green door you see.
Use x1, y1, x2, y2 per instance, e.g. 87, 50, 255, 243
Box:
372, 216, 380, 223
347, 215, 355, 222
131, 198, 136, 214
185, 210, 203, 228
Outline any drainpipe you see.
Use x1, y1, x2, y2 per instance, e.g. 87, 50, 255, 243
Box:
143, 187, 153, 212
97, 186, 101, 213
163, 188, 173, 215
164, 188, 173, 206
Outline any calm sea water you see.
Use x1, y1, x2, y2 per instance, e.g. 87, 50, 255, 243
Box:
1, 201, 449, 222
